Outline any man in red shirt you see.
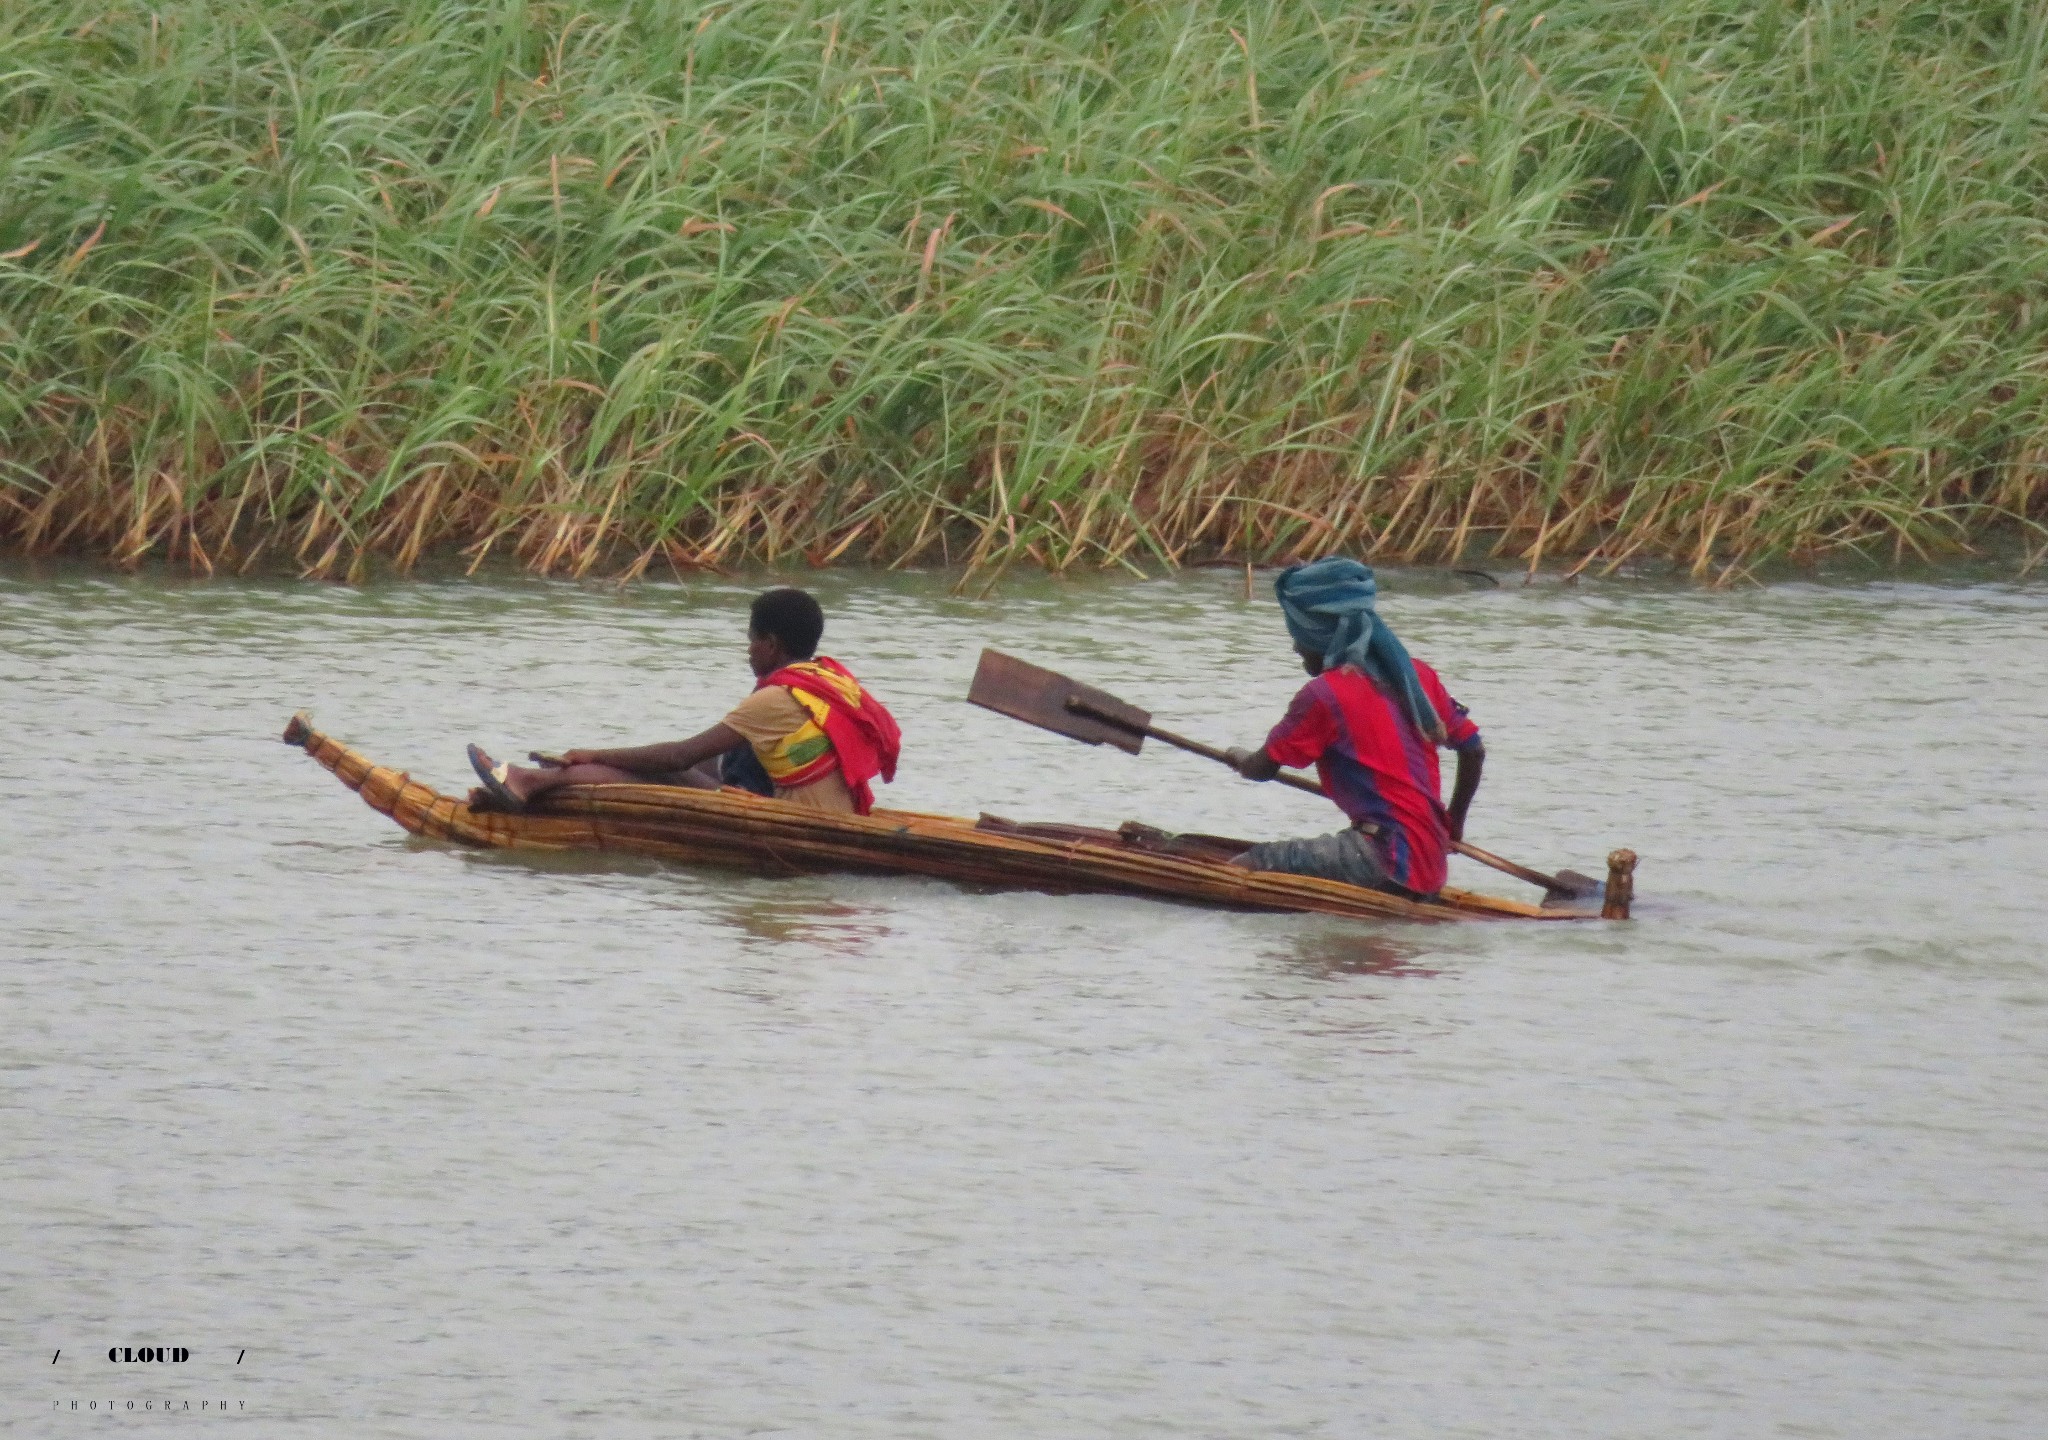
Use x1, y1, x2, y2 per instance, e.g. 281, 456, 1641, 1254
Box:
1228, 559, 1484, 898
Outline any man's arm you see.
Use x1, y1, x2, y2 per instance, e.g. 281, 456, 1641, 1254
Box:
563, 722, 745, 774
1233, 685, 1333, 783
1445, 742, 1484, 843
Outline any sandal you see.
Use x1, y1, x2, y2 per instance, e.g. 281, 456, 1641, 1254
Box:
467, 743, 525, 811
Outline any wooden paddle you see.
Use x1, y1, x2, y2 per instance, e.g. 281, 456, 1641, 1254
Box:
967, 648, 1599, 900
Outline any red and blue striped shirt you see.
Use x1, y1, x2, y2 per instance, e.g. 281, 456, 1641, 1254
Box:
1261, 661, 1482, 894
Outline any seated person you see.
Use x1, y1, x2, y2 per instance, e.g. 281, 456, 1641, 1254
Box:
1226, 558, 1484, 897
466, 587, 900, 815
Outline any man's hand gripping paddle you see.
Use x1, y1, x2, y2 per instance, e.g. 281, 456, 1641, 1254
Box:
966, 648, 1599, 902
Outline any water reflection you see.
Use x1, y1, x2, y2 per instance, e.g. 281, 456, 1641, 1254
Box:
1271, 929, 1443, 980
720, 897, 895, 955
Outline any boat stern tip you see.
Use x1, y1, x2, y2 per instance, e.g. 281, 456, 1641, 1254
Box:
1602, 848, 1638, 920
282, 711, 314, 748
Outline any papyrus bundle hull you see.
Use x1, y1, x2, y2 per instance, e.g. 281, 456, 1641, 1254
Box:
284, 716, 1623, 923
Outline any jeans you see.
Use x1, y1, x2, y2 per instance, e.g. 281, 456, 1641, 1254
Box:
1236, 826, 1415, 897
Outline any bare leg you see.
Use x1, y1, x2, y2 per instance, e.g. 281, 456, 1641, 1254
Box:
506, 759, 724, 804
470, 744, 725, 810
502, 761, 637, 803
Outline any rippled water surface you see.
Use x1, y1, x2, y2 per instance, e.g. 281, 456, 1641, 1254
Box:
5, 563, 2046, 1438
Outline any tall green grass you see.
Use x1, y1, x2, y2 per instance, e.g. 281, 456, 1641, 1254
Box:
3, 0, 2045, 579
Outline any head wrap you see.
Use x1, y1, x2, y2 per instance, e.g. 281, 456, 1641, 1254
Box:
1274, 557, 1445, 742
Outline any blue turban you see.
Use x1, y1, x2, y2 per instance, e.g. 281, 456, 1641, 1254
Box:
1273, 557, 1445, 742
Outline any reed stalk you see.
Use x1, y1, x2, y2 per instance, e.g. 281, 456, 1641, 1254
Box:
3, 0, 2045, 579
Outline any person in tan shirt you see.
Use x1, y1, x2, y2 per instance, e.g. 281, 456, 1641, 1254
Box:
466, 589, 897, 815
718, 685, 857, 813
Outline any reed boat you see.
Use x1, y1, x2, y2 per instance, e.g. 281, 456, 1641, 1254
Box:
283, 715, 1634, 923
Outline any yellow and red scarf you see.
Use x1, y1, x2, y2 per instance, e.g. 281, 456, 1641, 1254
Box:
754, 657, 902, 814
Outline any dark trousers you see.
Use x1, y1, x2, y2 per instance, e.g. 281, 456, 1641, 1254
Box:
718, 742, 775, 797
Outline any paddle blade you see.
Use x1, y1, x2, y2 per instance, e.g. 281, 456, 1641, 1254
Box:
967, 649, 1151, 755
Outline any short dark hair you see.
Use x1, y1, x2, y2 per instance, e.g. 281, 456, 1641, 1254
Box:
749, 588, 824, 658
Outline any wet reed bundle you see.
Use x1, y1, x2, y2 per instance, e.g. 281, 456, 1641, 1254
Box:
8, 1, 2045, 580
283, 714, 1608, 922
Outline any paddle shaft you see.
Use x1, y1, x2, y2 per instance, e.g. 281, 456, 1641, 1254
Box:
1066, 698, 1579, 896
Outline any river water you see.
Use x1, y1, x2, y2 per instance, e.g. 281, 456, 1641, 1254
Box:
3, 562, 2044, 1438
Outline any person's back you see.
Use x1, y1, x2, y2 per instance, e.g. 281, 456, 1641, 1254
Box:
722, 641, 900, 815
721, 680, 857, 812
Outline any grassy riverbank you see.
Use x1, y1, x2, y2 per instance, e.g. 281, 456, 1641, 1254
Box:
3, 0, 2045, 579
